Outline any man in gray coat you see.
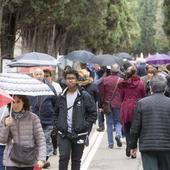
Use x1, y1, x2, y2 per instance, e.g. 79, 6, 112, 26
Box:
130, 75, 170, 170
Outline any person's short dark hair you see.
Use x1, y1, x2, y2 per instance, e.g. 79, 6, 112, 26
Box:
150, 75, 167, 93
43, 69, 52, 77
123, 62, 132, 71
17, 95, 30, 111
64, 69, 79, 80
8, 95, 30, 111
64, 65, 72, 72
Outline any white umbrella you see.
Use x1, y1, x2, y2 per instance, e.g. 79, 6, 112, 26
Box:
0, 73, 54, 96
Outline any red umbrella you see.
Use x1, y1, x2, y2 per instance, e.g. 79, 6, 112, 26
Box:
0, 89, 14, 107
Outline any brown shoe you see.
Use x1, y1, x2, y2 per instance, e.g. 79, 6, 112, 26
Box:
42, 161, 50, 169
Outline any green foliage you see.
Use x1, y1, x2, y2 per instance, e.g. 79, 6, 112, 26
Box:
1, 0, 169, 57
136, 0, 158, 54
163, 0, 170, 41
91, 0, 140, 53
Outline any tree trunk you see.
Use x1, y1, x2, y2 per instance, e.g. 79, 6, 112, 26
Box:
0, 4, 3, 71
1, 6, 17, 59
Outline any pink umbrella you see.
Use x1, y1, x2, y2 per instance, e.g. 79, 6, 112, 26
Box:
0, 89, 14, 107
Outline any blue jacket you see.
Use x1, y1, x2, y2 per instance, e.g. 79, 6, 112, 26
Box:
29, 79, 57, 126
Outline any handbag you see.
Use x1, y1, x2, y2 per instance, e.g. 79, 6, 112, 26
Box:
103, 78, 120, 114
10, 120, 36, 165
102, 101, 112, 114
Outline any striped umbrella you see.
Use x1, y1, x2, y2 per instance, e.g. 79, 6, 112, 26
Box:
0, 73, 54, 96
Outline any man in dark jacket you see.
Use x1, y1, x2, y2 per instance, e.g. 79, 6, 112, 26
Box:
29, 68, 57, 168
54, 69, 97, 170
130, 75, 170, 170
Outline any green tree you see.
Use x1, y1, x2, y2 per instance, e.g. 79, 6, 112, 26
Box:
0, 0, 23, 59
136, 0, 158, 54
0, 0, 148, 58
163, 0, 170, 48
99, 0, 140, 53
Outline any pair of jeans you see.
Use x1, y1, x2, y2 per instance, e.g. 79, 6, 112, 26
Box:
97, 111, 105, 128
58, 135, 85, 170
105, 108, 122, 147
42, 125, 53, 157
0, 145, 5, 170
141, 151, 170, 170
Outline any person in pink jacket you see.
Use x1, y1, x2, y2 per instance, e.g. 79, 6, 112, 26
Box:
119, 65, 145, 158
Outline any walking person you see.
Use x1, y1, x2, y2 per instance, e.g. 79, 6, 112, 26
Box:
44, 69, 62, 155
0, 106, 9, 170
0, 95, 46, 170
141, 65, 157, 96
119, 65, 145, 157
91, 65, 107, 132
54, 69, 97, 170
100, 64, 123, 149
29, 68, 56, 168
130, 75, 170, 170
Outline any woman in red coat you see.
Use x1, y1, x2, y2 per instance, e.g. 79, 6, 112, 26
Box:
119, 65, 145, 158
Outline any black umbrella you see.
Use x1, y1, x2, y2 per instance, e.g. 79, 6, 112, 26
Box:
8, 52, 60, 67
167, 51, 170, 56
115, 52, 132, 60
91, 54, 123, 66
65, 50, 95, 63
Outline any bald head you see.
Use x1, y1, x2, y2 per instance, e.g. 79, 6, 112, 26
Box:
32, 68, 44, 81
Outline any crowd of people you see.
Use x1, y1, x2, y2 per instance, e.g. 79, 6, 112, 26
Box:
1, 59, 170, 170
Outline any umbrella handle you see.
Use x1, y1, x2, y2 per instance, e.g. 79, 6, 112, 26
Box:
9, 95, 14, 117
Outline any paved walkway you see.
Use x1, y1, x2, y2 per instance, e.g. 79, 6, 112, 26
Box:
46, 126, 143, 170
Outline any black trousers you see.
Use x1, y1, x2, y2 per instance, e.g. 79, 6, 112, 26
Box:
124, 122, 131, 150
6, 167, 33, 170
58, 135, 85, 170
141, 151, 170, 170
51, 129, 58, 149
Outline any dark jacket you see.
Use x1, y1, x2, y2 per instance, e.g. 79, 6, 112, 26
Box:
130, 93, 170, 151
29, 79, 57, 126
54, 87, 97, 136
81, 83, 99, 103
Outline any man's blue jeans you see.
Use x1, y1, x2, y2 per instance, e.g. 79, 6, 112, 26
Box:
0, 145, 5, 170
105, 108, 122, 147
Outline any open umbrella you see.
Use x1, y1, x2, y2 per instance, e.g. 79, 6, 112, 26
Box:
146, 53, 170, 65
18, 66, 55, 74
65, 50, 95, 63
90, 54, 123, 66
0, 89, 14, 107
8, 52, 60, 67
0, 73, 54, 96
115, 52, 133, 60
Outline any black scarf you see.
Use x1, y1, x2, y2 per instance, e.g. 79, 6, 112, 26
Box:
12, 110, 25, 120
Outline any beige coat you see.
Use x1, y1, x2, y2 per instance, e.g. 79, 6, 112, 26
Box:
0, 111, 46, 167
